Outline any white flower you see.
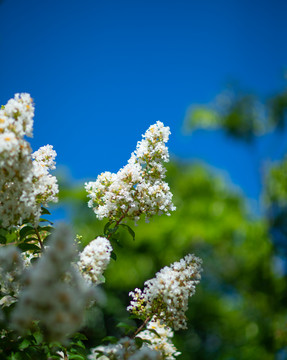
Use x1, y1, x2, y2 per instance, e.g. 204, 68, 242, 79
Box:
127, 254, 202, 330
85, 121, 175, 223
0, 94, 59, 228
138, 318, 180, 360
0, 246, 24, 307
0, 93, 34, 138
11, 225, 95, 342
32, 145, 59, 206
89, 337, 161, 360
77, 237, 113, 285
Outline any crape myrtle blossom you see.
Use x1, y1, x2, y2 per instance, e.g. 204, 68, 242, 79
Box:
85, 121, 176, 223
32, 145, 59, 205
77, 236, 113, 285
0, 246, 24, 307
89, 337, 161, 360
11, 225, 95, 342
127, 254, 202, 330
0, 93, 34, 138
0, 94, 58, 228
138, 318, 181, 360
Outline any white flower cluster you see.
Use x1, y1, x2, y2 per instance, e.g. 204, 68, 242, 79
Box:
0, 94, 58, 228
32, 145, 59, 205
85, 121, 176, 223
138, 318, 180, 360
0, 93, 34, 137
77, 237, 113, 285
127, 254, 202, 330
0, 246, 24, 307
11, 225, 95, 342
89, 337, 161, 360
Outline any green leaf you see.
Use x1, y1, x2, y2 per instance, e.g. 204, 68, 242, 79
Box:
104, 221, 113, 235
41, 207, 51, 215
134, 336, 144, 347
19, 339, 31, 350
38, 226, 54, 233
111, 251, 117, 261
20, 226, 35, 240
109, 226, 118, 234
0, 234, 6, 244
120, 224, 135, 241
18, 243, 40, 252
72, 333, 88, 341
23, 237, 38, 243
147, 328, 161, 338
102, 336, 118, 344
116, 322, 136, 334
39, 218, 53, 225
67, 356, 85, 360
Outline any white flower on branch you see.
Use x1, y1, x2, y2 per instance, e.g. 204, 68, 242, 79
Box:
85, 121, 176, 223
89, 337, 161, 360
127, 254, 202, 330
138, 318, 181, 360
0, 94, 59, 228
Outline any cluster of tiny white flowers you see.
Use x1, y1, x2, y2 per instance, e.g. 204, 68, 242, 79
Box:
0, 94, 58, 228
77, 237, 113, 285
89, 337, 161, 360
127, 254, 202, 330
138, 318, 180, 360
85, 121, 176, 223
0, 246, 24, 307
32, 145, 59, 205
11, 225, 95, 342
0, 93, 34, 138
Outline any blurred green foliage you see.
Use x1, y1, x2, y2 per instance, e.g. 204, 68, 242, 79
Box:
58, 159, 286, 359
57, 84, 287, 359
184, 85, 287, 142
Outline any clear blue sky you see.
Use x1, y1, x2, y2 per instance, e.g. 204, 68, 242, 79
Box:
0, 0, 286, 209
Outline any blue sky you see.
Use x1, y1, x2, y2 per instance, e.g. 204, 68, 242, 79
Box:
0, 0, 286, 210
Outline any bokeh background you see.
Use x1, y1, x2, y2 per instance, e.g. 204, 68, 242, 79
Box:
1, 0, 287, 359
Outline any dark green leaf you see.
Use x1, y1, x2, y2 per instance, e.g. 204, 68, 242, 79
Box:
109, 226, 118, 234
72, 333, 88, 341
120, 224, 135, 241
116, 322, 136, 334
38, 226, 54, 233
20, 226, 35, 240
18, 243, 40, 252
134, 336, 143, 347
39, 218, 53, 225
102, 336, 118, 344
104, 221, 113, 235
19, 339, 31, 350
111, 251, 117, 261
41, 207, 51, 215
147, 328, 161, 338
69, 356, 85, 360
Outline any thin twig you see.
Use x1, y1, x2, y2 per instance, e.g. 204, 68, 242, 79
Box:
34, 227, 44, 251
106, 208, 130, 240
132, 316, 151, 338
